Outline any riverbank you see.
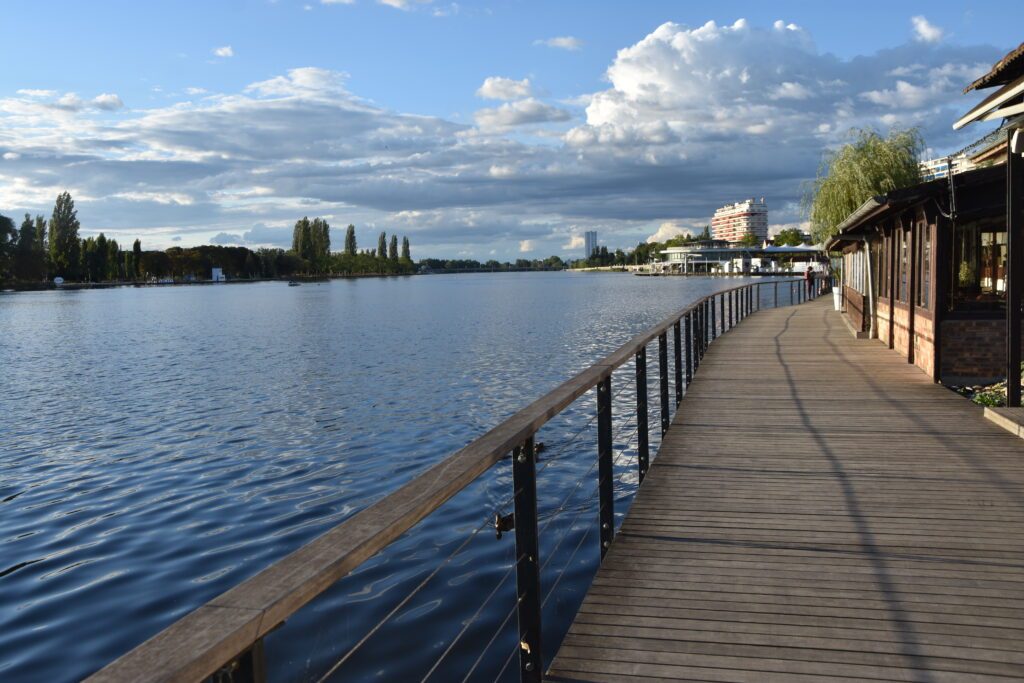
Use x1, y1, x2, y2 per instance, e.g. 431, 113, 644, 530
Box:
0, 272, 420, 292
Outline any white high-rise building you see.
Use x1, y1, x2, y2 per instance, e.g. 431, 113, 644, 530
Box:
711, 198, 768, 243
583, 231, 598, 258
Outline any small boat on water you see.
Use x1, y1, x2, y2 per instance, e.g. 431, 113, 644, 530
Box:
288, 281, 301, 287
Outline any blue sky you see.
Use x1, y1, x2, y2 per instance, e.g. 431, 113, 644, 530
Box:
1, 0, 1021, 259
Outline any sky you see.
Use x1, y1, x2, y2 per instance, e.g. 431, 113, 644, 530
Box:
1, 1, 1022, 260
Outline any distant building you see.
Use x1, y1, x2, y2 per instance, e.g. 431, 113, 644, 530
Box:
583, 231, 598, 259
711, 198, 768, 243
211, 267, 225, 282
919, 154, 975, 181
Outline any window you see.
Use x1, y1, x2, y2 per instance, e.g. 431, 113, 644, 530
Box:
951, 217, 1006, 311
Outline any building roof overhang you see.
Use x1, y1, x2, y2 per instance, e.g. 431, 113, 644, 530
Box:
824, 165, 1006, 251
964, 42, 1024, 93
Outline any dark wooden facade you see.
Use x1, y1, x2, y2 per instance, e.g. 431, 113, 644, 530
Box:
829, 165, 1012, 384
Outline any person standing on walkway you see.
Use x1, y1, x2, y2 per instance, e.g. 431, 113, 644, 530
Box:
805, 265, 814, 298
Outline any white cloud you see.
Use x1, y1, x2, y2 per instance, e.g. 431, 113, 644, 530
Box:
321, 0, 355, 3
16, 89, 56, 98
474, 98, 571, 129
0, 21, 1002, 259
911, 16, 944, 43
489, 164, 516, 178
536, 36, 583, 51
770, 81, 812, 100
185, 87, 208, 95
519, 239, 535, 252
562, 234, 584, 249
476, 77, 534, 101
213, 46, 234, 58
92, 93, 124, 111
646, 221, 693, 244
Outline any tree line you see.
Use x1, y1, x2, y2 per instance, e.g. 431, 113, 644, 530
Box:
0, 194, 419, 284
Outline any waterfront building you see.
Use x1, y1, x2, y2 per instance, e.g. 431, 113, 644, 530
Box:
919, 154, 975, 181
828, 41, 1024, 385
659, 242, 821, 274
711, 198, 768, 243
583, 230, 598, 259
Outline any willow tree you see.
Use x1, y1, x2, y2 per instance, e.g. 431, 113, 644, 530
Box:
805, 128, 923, 244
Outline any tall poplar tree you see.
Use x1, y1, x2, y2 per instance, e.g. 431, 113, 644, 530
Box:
344, 224, 357, 256
401, 236, 411, 262
388, 235, 398, 262
48, 192, 81, 280
378, 232, 387, 260
132, 239, 142, 278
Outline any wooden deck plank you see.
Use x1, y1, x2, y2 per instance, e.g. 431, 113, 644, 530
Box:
548, 298, 1024, 682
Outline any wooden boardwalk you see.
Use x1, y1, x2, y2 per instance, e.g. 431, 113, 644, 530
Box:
548, 298, 1024, 682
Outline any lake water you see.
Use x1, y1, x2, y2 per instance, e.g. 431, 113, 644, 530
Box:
0, 272, 779, 682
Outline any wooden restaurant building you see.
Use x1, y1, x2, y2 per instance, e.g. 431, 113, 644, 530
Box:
828, 41, 1024, 387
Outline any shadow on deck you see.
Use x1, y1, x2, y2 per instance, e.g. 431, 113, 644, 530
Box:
548, 298, 1024, 683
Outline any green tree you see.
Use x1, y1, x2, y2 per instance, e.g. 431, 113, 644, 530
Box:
805, 127, 923, 244
773, 228, 805, 247
699, 225, 711, 240
344, 224, 357, 256
49, 191, 81, 280
736, 232, 760, 247
388, 234, 398, 262
106, 238, 120, 280
12, 214, 43, 280
292, 217, 312, 264
0, 213, 16, 280
377, 232, 387, 261
401, 236, 411, 261
132, 239, 142, 278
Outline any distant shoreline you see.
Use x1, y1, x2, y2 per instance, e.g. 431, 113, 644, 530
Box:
0, 272, 419, 292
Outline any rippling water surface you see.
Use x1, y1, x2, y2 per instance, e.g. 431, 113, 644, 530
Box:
0, 272, 770, 682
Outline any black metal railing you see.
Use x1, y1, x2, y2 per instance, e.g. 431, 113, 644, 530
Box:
88, 275, 830, 683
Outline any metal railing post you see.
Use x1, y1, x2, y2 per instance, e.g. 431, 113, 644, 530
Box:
596, 377, 613, 560
512, 436, 543, 681
774, 280, 778, 308
673, 320, 683, 406
719, 293, 725, 335
229, 639, 267, 683
635, 348, 649, 483
658, 333, 670, 435
684, 313, 693, 386
710, 295, 717, 340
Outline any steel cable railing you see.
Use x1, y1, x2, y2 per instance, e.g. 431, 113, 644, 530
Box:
89, 278, 826, 683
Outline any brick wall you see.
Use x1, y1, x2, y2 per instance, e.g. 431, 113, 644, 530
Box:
876, 300, 890, 345
940, 318, 1019, 384
872, 300, 935, 377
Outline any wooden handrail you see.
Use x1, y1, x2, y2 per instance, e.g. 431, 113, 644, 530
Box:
87, 279, 803, 683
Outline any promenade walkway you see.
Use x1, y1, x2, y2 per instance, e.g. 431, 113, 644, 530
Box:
549, 298, 1024, 682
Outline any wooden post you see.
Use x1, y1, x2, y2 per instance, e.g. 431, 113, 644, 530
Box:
908, 215, 918, 365
1008, 132, 1022, 406
889, 226, 896, 350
